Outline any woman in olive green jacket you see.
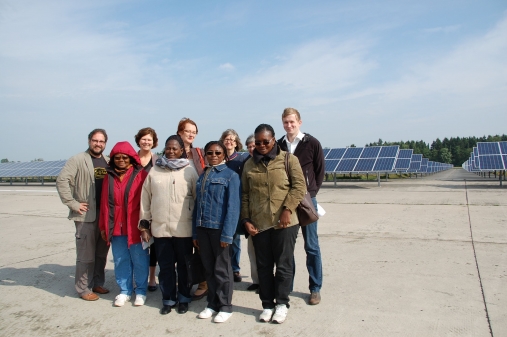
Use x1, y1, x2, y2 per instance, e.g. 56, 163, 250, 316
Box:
241, 124, 306, 324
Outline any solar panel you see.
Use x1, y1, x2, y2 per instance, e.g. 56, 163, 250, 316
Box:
478, 142, 500, 155
397, 149, 413, 159
342, 147, 363, 159
336, 158, 358, 172
323, 148, 331, 158
420, 158, 428, 172
378, 146, 399, 158
407, 154, 422, 172
325, 159, 340, 172
360, 147, 381, 159
327, 148, 346, 160
499, 141, 507, 154
0, 160, 67, 178
373, 158, 396, 171
477, 142, 505, 170
354, 159, 376, 172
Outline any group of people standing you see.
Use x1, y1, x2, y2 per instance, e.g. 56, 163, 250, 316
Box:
56, 107, 325, 324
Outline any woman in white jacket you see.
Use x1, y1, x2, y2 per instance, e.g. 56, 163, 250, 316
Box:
139, 135, 198, 315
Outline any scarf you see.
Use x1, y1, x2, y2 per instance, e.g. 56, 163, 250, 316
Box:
206, 160, 226, 168
252, 143, 278, 164
156, 156, 189, 170
114, 164, 132, 182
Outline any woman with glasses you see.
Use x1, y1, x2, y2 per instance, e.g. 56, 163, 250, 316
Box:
134, 127, 159, 292
193, 141, 240, 323
241, 124, 306, 324
139, 135, 198, 315
176, 117, 209, 299
98, 141, 150, 307
219, 129, 249, 284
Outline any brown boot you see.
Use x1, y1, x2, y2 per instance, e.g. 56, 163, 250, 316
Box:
192, 281, 208, 300
309, 291, 321, 305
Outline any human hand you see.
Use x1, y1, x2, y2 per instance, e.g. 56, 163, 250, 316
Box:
100, 230, 107, 242
193, 239, 199, 249
141, 230, 152, 243
244, 222, 259, 236
78, 202, 89, 215
278, 209, 291, 228
220, 241, 229, 248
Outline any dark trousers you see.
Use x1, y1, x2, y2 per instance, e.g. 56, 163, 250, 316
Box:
74, 219, 109, 296
149, 241, 157, 267
252, 225, 298, 309
154, 237, 193, 304
197, 227, 233, 313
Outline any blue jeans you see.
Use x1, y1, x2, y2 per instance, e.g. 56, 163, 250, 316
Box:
297, 197, 323, 292
111, 235, 149, 296
231, 233, 241, 273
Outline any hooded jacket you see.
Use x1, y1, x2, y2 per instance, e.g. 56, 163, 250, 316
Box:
98, 141, 148, 247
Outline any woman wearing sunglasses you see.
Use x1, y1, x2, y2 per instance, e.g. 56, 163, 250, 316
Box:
192, 141, 241, 323
139, 135, 198, 315
98, 141, 150, 307
241, 124, 306, 324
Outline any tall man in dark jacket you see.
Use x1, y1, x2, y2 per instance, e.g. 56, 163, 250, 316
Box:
56, 129, 110, 301
277, 108, 325, 305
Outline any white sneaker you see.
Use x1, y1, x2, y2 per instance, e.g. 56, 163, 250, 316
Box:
214, 311, 232, 323
134, 294, 146, 306
114, 294, 131, 307
198, 307, 217, 319
259, 308, 274, 322
272, 304, 288, 324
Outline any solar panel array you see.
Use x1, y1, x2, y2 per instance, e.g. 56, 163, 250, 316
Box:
325, 147, 451, 174
0, 160, 67, 178
325, 146, 400, 173
462, 142, 507, 172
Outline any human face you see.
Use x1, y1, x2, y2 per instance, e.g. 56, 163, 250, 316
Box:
247, 142, 255, 156
206, 144, 225, 166
178, 123, 197, 146
88, 132, 107, 157
113, 154, 130, 169
282, 114, 302, 137
139, 134, 154, 151
222, 135, 236, 152
254, 131, 275, 155
164, 140, 184, 159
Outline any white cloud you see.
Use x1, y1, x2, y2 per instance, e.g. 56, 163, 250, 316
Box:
219, 63, 236, 71
242, 38, 377, 93
422, 25, 461, 34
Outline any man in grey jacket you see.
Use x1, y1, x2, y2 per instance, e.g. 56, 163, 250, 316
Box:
56, 129, 110, 301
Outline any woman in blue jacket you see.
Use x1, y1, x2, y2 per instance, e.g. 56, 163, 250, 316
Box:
192, 141, 240, 323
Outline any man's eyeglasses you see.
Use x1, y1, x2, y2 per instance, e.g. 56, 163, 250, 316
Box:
206, 151, 223, 156
114, 155, 129, 161
254, 138, 274, 146
91, 139, 106, 144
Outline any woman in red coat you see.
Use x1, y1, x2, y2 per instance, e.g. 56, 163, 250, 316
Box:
98, 141, 149, 307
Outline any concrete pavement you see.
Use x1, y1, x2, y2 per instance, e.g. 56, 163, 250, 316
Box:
0, 168, 505, 336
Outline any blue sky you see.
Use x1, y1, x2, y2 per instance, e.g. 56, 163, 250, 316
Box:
1, 0, 506, 161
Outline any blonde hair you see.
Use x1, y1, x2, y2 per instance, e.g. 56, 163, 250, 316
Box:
282, 107, 301, 121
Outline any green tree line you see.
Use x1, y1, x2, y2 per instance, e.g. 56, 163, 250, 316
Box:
366, 134, 507, 167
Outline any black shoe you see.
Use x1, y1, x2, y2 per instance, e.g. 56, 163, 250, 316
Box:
160, 305, 171, 315
177, 302, 188, 314
247, 283, 259, 291
148, 284, 158, 292
233, 272, 242, 282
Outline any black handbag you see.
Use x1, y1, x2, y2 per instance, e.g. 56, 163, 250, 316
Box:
284, 153, 319, 226
185, 250, 206, 287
